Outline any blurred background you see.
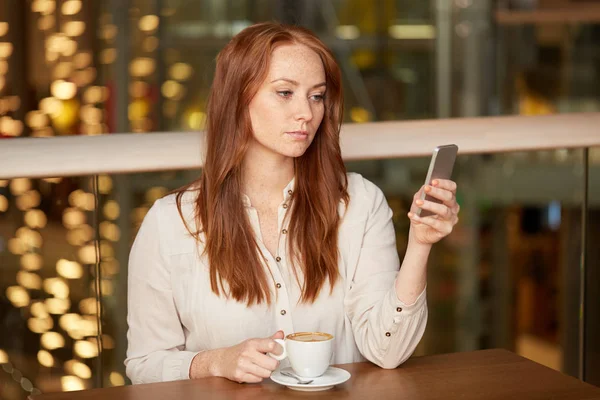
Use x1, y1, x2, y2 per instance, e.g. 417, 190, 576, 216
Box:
0, 0, 599, 398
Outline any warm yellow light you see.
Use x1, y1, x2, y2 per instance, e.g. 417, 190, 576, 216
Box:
51, 80, 77, 100
129, 57, 155, 77
102, 200, 119, 219
169, 62, 193, 81
139, 15, 159, 32
100, 24, 117, 41
98, 175, 113, 194
9, 178, 31, 195
133, 206, 149, 222
0, 349, 8, 363
67, 360, 92, 379
142, 36, 159, 52
62, 39, 78, 56
8, 238, 25, 255
25, 110, 50, 129
17, 271, 42, 290
37, 14, 55, 31
78, 245, 97, 264
37, 350, 54, 367
59, 313, 81, 331
57, 259, 84, 279
61, 375, 86, 391
0, 195, 7, 212
24, 209, 48, 229
101, 258, 119, 276
186, 111, 206, 131
0, 22, 8, 37
350, 107, 371, 123
63, 208, 86, 228
30, 302, 49, 318
100, 241, 114, 258
75, 318, 98, 336
41, 332, 65, 350
74, 340, 98, 358
53, 62, 74, 80
335, 25, 360, 40
45, 297, 71, 314
40, 97, 63, 117
0, 42, 13, 58
6, 286, 30, 308
161, 80, 184, 100
61, 0, 82, 16
74, 52, 92, 69
100, 222, 120, 242
73, 67, 96, 87
28, 316, 53, 333
0, 60, 7, 74
80, 105, 103, 124
16, 226, 43, 248
43, 177, 62, 184
129, 80, 148, 98
102, 334, 115, 349
66, 225, 94, 246
109, 372, 125, 386
16, 190, 42, 211
83, 86, 107, 104
21, 253, 43, 271
78, 297, 98, 315
43, 277, 70, 299
388, 24, 436, 40
98, 279, 113, 296
0, 179, 8, 187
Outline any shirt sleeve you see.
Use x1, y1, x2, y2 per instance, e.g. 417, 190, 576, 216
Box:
344, 179, 428, 369
124, 200, 200, 384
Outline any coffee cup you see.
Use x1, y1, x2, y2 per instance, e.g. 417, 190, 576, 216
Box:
268, 332, 334, 378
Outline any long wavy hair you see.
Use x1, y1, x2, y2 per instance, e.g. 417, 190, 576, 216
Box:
175, 22, 348, 306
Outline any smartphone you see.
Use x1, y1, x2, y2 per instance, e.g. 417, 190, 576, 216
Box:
416, 144, 459, 217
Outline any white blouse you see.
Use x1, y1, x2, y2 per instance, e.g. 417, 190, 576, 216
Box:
125, 173, 427, 384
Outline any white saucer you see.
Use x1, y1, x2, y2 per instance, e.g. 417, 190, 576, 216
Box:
270, 367, 351, 391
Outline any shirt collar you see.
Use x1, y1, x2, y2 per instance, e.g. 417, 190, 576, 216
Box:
242, 177, 295, 208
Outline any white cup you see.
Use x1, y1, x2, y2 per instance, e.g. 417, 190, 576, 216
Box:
269, 332, 334, 378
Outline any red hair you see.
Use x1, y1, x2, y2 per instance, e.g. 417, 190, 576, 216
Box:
176, 22, 348, 305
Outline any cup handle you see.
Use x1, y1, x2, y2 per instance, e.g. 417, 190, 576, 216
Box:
267, 339, 287, 361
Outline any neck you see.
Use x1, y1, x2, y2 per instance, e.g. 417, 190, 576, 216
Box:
242, 145, 295, 203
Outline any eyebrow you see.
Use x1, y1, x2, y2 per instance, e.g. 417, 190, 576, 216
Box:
270, 78, 326, 89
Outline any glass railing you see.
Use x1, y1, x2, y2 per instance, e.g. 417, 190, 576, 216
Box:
1, 114, 599, 398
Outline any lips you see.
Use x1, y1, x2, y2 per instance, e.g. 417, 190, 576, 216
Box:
286, 131, 309, 140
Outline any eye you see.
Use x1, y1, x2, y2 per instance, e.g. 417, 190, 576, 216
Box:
310, 94, 325, 102
277, 90, 293, 98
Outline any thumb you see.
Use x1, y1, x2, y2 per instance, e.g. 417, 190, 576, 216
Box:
270, 330, 284, 340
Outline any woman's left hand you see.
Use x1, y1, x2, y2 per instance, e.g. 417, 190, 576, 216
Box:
407, 179, 460, 245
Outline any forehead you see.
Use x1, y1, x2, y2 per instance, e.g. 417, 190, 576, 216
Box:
267, 43, 325, 82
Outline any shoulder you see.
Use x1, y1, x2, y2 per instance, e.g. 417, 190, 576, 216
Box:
343, 172, 389, 220
145, 189, 200, 255
346, 172, 386, 205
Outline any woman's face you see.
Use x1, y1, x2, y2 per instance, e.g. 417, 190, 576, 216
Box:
247, 43, 326, 161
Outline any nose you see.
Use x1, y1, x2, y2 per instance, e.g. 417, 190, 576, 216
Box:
294, 97, 313, 123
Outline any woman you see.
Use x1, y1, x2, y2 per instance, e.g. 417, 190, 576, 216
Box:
125, 22, 459, 385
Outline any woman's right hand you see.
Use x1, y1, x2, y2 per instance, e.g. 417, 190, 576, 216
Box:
191, 331, 284, 383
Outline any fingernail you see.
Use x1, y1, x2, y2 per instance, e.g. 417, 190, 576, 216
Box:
416, 200, 424, 206
407, 212, 413, 218
424, 186, 431, 192
432, 180, 438, 186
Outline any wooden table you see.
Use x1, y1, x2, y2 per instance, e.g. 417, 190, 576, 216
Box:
31, 349, 600, 400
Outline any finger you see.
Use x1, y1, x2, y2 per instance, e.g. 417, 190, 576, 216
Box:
416, 199, 452, 220
424, 185, 453, 203
252, 338, 280, 354
270, 330, 284, 340
238, 373, 263, 384
431, 179, 457, 193
241, 357, 275, 379
250, 351, 280, 372
409, 213, 453, 234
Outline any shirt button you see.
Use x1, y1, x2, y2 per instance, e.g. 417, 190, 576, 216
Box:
282, 204, 288, 209
275, 256, 281, 262
288, 190, 293, 195
385, 332, 391, 337
396, 307, 403, 312
276, 283, 282, 289
282, 229, 288, 234
280, 310, 286, 315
